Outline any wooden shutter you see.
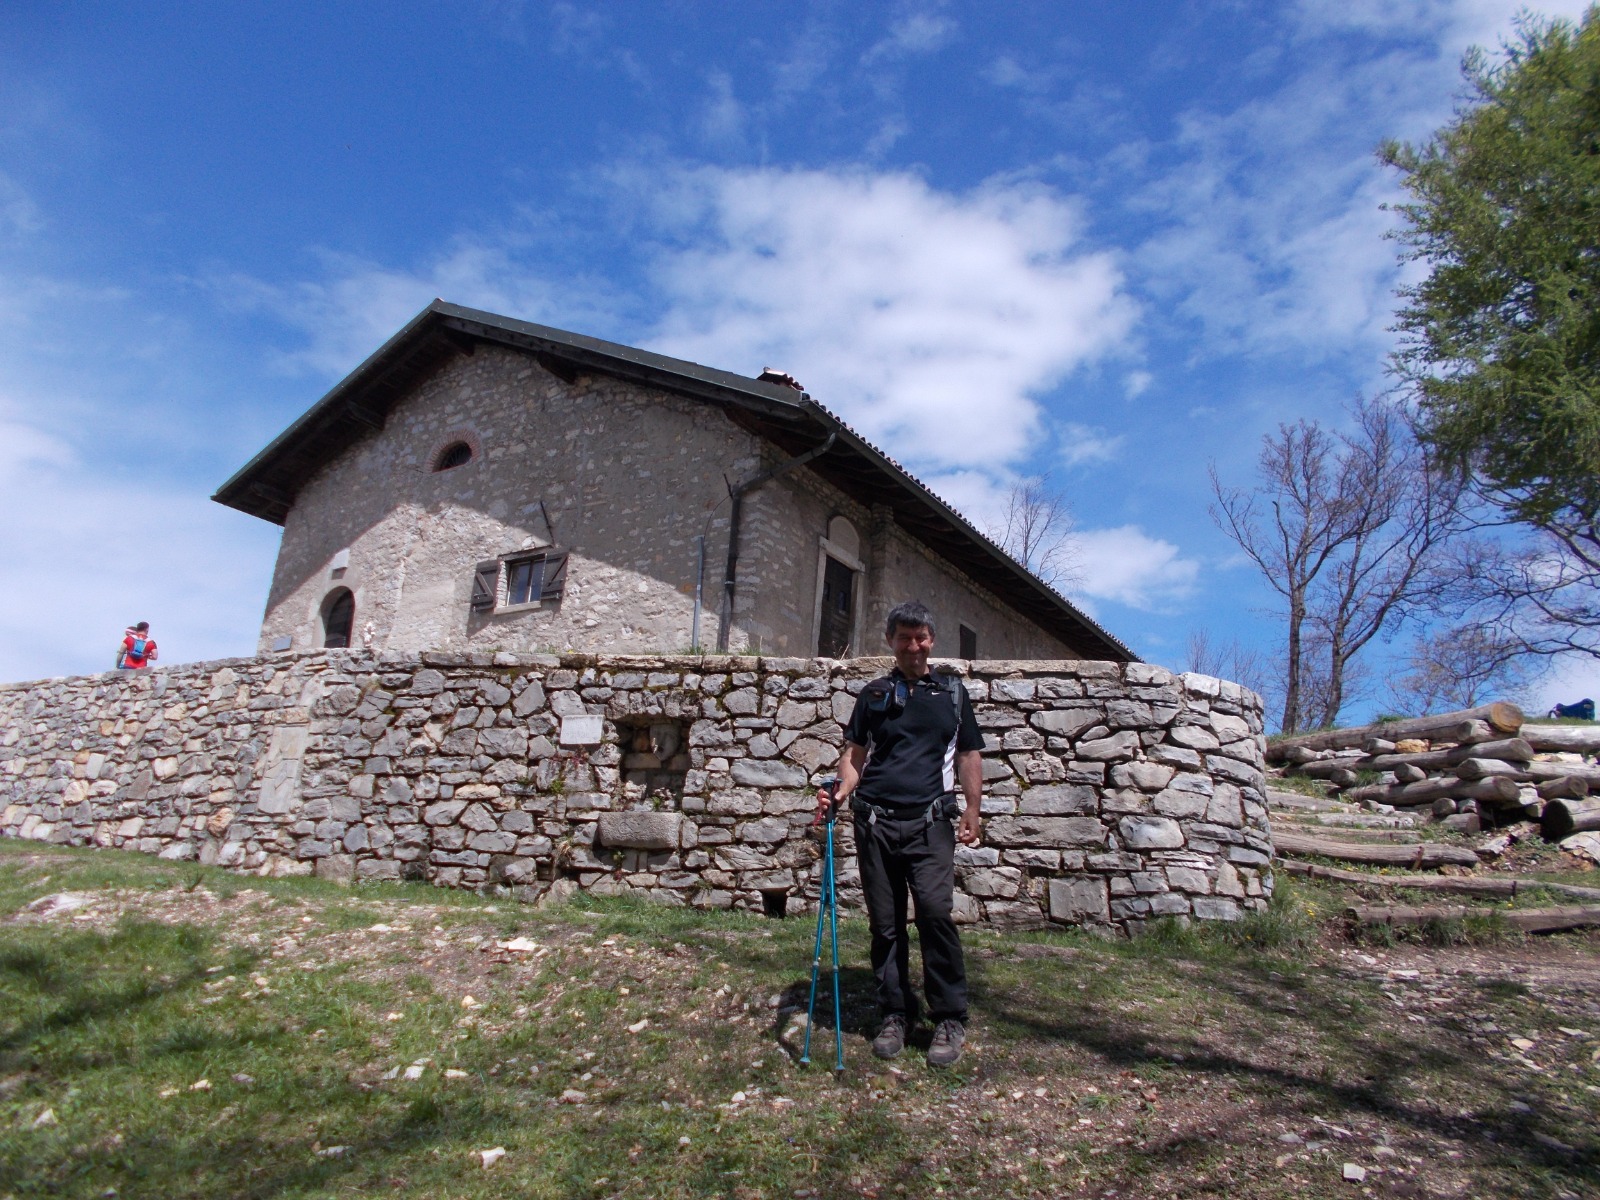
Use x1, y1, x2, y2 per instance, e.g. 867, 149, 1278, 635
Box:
539, 550, 570, 602
470, 560, 500, 611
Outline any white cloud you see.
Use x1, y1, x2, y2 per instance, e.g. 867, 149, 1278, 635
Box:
0, 172, 42, 241
1122, 370, 1152, 399
0, 398, 276, 684
645, 166, 1137, 469
1135, 1, 1595, 371
864, 12, 957, 63
1068, 525, 1199, 611
1058, 422, 1124, 467
700, 70, 747, 146
1292, 0, 1593, 53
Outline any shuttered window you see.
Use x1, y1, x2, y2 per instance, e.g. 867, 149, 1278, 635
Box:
471, 550, 570, 612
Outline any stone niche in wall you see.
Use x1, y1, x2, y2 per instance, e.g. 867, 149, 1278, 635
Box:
0, 650, 1274, 935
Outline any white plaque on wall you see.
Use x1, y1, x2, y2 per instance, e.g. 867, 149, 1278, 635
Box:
559, 714, 604, 746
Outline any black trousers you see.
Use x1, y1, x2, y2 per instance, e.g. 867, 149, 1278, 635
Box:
853, 808, 968, 1024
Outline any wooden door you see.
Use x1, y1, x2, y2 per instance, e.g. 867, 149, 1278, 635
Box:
818, 556, 855, 658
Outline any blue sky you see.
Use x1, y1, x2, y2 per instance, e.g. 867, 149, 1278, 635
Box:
1, 0, 1593, 720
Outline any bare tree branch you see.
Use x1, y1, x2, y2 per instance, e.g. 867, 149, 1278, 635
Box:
988, 475, 1080, 589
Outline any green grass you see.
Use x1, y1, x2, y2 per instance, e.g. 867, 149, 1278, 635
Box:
2, 842, 1598, 1199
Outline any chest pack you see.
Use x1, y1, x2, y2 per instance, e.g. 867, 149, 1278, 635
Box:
861, 671, 963, 733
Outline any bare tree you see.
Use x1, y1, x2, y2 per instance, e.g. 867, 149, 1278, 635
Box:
1210, 397, 1469, 733
1185, 629, 1270, 701
990, 475, 1079, 589
1383, 624, 1540, 715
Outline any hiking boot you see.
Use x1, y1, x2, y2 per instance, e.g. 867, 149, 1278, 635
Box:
871, 1014, 907, 1060
927, 1019, 966, 1068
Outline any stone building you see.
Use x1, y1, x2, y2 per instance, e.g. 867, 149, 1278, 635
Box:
214, 301, 1133, 664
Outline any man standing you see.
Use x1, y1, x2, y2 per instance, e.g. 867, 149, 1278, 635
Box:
117, 622, 158, 670
817, 601, 983, 1067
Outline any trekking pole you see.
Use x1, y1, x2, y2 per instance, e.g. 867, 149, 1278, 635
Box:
801, 776, 844, 1073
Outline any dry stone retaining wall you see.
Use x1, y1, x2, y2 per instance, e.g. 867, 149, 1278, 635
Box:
0, 651, 1273, 933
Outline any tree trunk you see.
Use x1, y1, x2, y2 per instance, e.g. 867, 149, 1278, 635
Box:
1541, 798, 1600, 840
1272, 832, 1480, 867
1451, 757, 1528, 781
1282, 596, 1305, 735
1347, 904, 1600, 933
1278, 860, 1600, 900
1519, 724, 1600, 753
1265, 703, 1523, 757
1535, 776, 1590, 801
1339, 775, 1521, 808
1364, 737, 1533, 772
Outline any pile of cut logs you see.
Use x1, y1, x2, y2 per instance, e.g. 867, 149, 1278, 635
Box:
1267, 702, 1600, 842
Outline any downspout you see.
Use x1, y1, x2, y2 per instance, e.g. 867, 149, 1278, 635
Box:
715, 433, 837, 651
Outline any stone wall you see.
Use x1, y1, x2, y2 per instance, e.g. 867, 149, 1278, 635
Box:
0, 651, 1273, 932
258, 343, 1085, 662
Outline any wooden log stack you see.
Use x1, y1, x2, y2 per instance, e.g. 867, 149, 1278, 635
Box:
1269, 703, 1600, 836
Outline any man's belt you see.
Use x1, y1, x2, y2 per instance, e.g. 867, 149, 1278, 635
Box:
853, 795, 959, 825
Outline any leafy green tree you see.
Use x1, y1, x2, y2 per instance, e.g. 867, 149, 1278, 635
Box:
1384, 8, 1600, 529
1383, 8, 1600, 658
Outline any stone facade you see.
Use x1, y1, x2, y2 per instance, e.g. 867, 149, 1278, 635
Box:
1, 651, 1272, 933
260, 343, 1087, 662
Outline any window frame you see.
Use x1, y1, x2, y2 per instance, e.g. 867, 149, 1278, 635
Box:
470, 548, 570, 616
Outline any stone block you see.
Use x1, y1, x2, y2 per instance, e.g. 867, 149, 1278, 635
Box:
1147, 892, 1191, 916
1016, 784, 1096, 816
559, 715, 604, 746
1148, 744, 1203, 769
962, 866, 1023, 899
1191, 896, 1242, 921
1048, 877, 1108, 923
315, 854, 355, 884
954, 846, 1001, 867
1166, 724, 1220, 751
985, 815, 1105, 848
1205, 784, 1244, 827
1030, 708, 1100, 738
468, 830, 517, 853
1075, 731, 1140, 761
596, 811, 684, 851
1118, 815, 1184, 849
460, 803, 498, 831
1152, 788, 1208, 820
423, 800, 468, 826
736, 816, 789, 844
730, 759, 808, 788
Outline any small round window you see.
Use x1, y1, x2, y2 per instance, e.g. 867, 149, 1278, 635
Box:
434, 441, 473, 471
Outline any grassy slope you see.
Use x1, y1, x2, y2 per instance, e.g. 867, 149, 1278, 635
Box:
1, 843, 1598, 1200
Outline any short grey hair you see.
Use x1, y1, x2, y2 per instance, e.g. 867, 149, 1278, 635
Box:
884, 600, 936, 638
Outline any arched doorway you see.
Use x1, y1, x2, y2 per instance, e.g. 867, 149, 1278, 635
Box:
321, 588, 355, 649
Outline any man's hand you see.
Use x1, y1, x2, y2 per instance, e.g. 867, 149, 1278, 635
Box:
814, 783, 842, 825
957, 805, 981, 845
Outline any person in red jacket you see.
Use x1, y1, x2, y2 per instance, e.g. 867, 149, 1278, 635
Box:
117, 622, 158, 670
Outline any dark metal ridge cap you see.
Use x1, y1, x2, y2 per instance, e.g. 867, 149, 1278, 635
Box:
794, 398, 1140, 663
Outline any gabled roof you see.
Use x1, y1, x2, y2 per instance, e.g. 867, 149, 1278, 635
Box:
213, 300, 1137, 662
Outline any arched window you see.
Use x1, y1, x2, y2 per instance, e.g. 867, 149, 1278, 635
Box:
434, 441, 473, 471
321, 588, 355, 649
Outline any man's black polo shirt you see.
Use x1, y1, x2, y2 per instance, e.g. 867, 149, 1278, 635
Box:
844, 669, 983, 809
